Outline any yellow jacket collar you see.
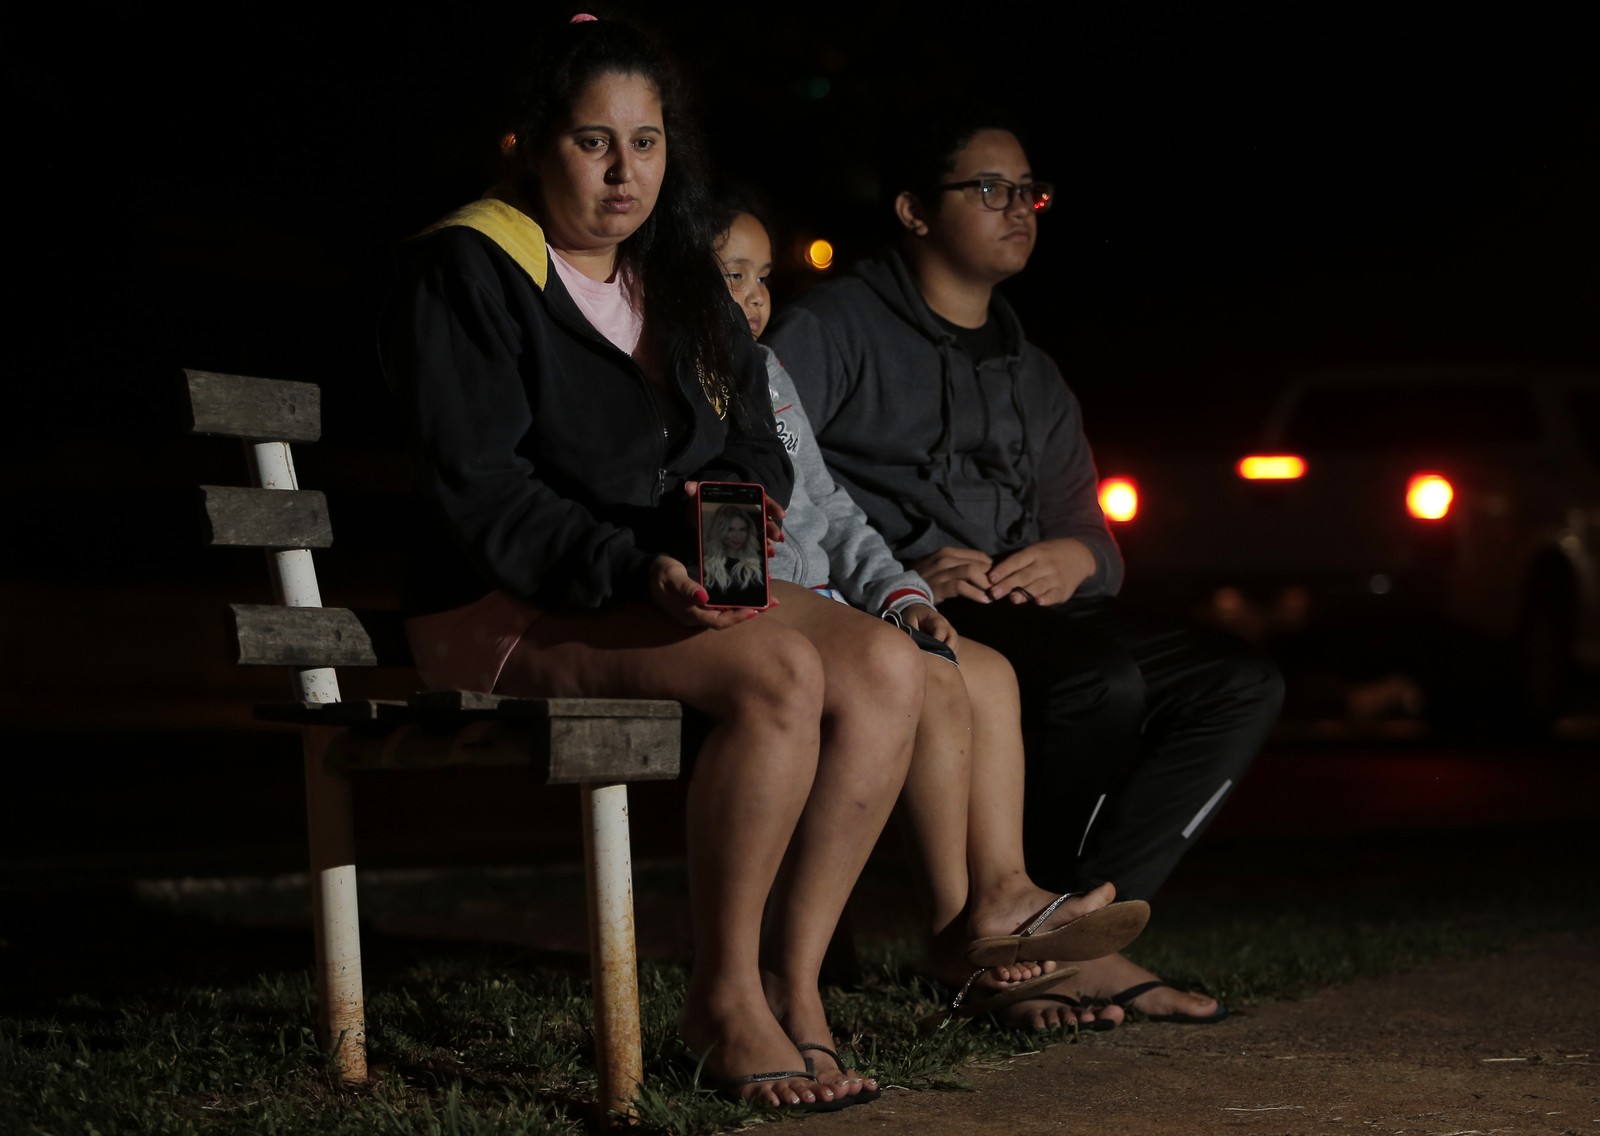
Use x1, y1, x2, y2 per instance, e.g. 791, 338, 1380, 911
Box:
422, 198, 549, 289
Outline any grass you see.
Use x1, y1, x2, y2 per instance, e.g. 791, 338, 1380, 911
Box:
3, 825, 1595, 1136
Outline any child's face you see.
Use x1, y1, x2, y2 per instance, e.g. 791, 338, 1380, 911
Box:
715, 212, 773, 339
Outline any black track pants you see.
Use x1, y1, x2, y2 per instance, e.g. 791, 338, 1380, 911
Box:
943, 595, 1285, 901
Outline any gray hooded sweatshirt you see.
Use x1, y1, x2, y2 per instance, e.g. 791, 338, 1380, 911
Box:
763, 250, 1124, 599
762, 344, 935, 617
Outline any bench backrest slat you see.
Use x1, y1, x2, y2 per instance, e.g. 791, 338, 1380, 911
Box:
201, 486, 333, 549
229, 603, 379, 667
185, 369, 322, 442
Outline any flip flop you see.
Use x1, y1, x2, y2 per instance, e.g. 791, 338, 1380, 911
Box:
796, 1042, 881, 1107
678, 1043, 852, 1111
1108, 979, 1230, 1024
964, 893, 1151, 968
918, 965, 1082, 1033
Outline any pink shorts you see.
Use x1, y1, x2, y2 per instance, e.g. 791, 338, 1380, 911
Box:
403, 591, 541, 693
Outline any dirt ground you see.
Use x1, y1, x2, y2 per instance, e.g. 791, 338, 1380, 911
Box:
794, 933, 1597, 1136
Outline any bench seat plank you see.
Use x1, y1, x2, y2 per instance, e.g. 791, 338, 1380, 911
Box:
322, 714, 681, 781
258, 694, 682, 782
408, 690, 682, 719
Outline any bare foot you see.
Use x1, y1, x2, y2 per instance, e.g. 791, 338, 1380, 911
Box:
792, 1037, 880, 1099
679, 986, 834, 1108
763, 979, 880, 1103
972, 881, 1120, 951
1064, 953, 1222, 1022
943, 966, 1117, 1031
927, 880, 1124, 986
927, 933, 1054, 986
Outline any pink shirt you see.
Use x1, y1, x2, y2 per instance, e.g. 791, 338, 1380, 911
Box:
549, 250, 643, 356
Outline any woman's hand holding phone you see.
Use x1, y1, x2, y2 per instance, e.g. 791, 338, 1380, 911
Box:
647, 555, 758, 629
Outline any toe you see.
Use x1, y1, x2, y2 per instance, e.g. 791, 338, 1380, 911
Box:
1039, 1003, 1074, 1031
773, 1075, 815, 1107
797, 1043, 873, 1097
991, 960, 1045, 983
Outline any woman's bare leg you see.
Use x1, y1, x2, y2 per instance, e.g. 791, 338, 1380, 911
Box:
498, 603, 837, 1106
756, 582, 924, 1094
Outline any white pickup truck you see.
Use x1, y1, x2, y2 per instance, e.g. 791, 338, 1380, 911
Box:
1099, 363, 1600, 732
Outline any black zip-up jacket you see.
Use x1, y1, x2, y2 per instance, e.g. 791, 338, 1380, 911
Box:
377, 200, 793, 616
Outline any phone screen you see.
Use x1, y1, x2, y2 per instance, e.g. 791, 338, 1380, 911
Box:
697, 482, 770, 609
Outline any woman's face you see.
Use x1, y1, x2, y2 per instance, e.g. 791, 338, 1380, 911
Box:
917, 128, 1038, 286
535, 70, 666, 259
720, 512, 751, 553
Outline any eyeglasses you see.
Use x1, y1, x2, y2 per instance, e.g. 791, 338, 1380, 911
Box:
938, 178, 1054, 214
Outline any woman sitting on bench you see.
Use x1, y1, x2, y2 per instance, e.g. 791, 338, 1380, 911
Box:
377, 13, 923, 1113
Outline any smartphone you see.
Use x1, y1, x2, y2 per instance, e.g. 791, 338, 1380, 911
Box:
906, 625, 959, 666
697, 482, 770, 609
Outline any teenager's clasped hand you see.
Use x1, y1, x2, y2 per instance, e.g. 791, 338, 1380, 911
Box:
912, 537, 1098, 607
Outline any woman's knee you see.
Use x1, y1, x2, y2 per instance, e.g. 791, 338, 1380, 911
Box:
720, 624, 827, 725
845, 619, 927, 718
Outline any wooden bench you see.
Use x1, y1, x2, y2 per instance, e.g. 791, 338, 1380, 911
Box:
182, 368, 681, 1121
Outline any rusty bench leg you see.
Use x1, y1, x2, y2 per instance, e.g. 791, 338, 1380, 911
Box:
581, 781, 643, 1119
304, 726, 368, 1084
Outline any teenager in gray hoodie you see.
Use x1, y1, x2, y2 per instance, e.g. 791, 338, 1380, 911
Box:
716, 205, 1151, 1032
763, 105, 1285, 1026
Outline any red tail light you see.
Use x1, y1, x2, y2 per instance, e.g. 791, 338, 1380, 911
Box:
1099, 477, 1138, 523
1406, 473, 1453, 519
1236, 454, 1306, 480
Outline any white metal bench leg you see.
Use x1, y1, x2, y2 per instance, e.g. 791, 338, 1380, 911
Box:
304, 727, 368, 1083
581, 781, 643, 1118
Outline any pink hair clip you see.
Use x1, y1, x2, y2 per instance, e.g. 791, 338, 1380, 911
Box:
569, 12, 598, 21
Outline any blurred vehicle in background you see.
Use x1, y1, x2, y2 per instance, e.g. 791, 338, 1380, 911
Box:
1097, 363, 1600, 733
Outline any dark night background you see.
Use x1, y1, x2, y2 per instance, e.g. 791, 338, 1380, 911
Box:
10, 4, 1598, 439
3, 4, 1598, 874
